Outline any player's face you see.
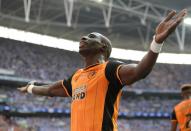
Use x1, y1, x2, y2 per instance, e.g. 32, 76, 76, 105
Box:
79, 32, 105, 56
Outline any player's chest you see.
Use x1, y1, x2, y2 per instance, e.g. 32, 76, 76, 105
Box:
72, 69, 105, 87
71, 69, 108, 102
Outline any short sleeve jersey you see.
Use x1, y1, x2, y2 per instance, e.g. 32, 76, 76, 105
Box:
62, 61, 124, 131
171, 99, 191, 131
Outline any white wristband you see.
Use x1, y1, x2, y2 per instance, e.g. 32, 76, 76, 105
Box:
27, 84, 34, 94
150, 36, 163, 53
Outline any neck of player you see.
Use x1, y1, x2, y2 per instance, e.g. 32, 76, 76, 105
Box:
83, 54, 105, 68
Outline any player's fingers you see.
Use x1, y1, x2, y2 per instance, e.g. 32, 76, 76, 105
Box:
170, 17, 184, 28
164, 10, 176, 22
17, 86, 27, 91
167, 13, 185, 29
176, 16, 184, 24
175, 9, 187, 19
17, 87, 23, 90
17, 88, 23, 92
167, 22, 179, 34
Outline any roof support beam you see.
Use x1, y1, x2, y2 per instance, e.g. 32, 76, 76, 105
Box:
63, 0, 74, 27
102, 0, 113, 28
140, 3, 149, 25
175, 24, 186, 51
0, 0, 2, 12
88, 0, 169, 22
137, 23, 151, 49
36, 0, 44, 22
23, 0, 31, 22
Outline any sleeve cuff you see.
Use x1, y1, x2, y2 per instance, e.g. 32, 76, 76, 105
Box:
61, 80, 71, 97
116, 65, 123, 85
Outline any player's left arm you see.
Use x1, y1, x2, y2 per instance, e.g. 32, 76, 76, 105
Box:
118, 9, 187, 85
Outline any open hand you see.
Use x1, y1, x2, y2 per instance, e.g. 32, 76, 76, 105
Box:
155, 9, 187, 43
17, 86, 28, 93
17, 81, 35, 93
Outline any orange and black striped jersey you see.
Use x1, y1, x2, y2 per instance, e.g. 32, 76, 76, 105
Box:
171, 99, 191, 131
62, 61, 124, 131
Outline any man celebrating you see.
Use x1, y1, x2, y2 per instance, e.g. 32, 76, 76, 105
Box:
171, 84, 191, 131
18, 9, 187, 131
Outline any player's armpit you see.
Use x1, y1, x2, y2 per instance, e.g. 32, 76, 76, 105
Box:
118, 51, 158, 85
118, 64, 139, 85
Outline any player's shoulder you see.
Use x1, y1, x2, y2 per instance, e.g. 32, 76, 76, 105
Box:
107, 60, 124, 65
73, 68, 83, 75
104, 60, 124, 73
175, 100, 188, 108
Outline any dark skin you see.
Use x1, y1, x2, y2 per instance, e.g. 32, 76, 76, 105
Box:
171, 121, 178, 131
18, 9, 187, 97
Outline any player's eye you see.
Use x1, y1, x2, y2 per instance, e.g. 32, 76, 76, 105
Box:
88, 34, 96, 38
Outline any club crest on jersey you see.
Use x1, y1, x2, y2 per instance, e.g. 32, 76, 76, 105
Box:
72, 85, 86, 101
87, 71, 96, 79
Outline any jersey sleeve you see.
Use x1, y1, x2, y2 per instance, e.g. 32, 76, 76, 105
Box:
62, 74, 73, 97
105, 61, 124, 89
171, 109, 177, 121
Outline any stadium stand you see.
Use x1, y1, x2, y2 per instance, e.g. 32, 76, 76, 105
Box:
0, 38, 191, 90
0, 85, 181, 131
0, 38, 190, 131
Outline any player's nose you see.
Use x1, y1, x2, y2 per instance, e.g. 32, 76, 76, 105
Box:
81, 36, 89, 41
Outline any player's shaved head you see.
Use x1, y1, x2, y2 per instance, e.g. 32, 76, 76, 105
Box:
181, 84, 191, 92
181, 84, 191, 98
97, 33, 112, 60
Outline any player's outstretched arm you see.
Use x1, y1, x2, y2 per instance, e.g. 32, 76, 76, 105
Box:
17, 80, 69, 97
118, 9, 187, 85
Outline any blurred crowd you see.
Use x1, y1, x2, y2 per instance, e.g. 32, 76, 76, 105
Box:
0, 87, 180, 131
120, 95, 179, 114
132, 63, 191, 90
0, 87, 180, 115
0, 38, 190, 131
118, 119, 170, 131
0, 38, 191, 90
0, 115, 170, 131
0, 115, 70, 131
0, 38, 83, 81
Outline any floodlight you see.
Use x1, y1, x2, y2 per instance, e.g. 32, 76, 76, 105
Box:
184, 17, 191, 25
0, 26, 191, 64
93, 0, 103, 3
97, 0, 103, 2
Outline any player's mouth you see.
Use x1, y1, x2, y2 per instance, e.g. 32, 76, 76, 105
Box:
79, 41, 88, 48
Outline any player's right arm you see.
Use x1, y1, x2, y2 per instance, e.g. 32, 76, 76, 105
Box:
171, 121, 177, 131
17, 80, 71, 97
170, 109, 178, 131
118, 9, 187, 85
